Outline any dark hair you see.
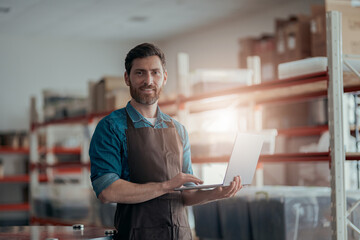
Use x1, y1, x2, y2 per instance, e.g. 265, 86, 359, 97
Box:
125, 43, 166, 75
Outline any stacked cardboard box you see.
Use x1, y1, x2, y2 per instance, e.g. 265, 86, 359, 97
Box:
238, 37, 256, 69
0, 131, 28, 149
309, 2, 360, 57
43, 90, 87, 122
310, 5, 327, 57
275, 15, 311, 65
238, 35, 277, 82
326, 0, 360, 55
89, 76, 130, 113
239, 3, 360, 81
253, 35, 277, 82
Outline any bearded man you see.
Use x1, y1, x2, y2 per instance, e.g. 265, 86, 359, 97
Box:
89, 43, 242, 240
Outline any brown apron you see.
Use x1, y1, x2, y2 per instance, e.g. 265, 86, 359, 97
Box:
114, 113, 192, 240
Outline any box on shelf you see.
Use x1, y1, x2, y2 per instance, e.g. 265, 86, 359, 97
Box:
90, 76, 130, 113
276, 15, 312, 65
0, 131, 28, 149
253, 35, 277, 82
311, 5, 326, 57
326, 0, 360, 55
238, 36, 277, 82
43, 90, 87, 122
87, 81, 97, 114
310, 2, 360, 56
238, 37, 257, 68
30, 96, 38, 124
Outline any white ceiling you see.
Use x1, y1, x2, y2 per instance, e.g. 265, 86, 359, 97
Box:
0, 0, 292, 42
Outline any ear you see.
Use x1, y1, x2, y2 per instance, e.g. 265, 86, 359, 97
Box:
163, 70, 168, 86
124, 72, 130, 86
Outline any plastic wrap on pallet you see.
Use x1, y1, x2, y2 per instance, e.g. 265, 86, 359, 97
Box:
218, 197, 252, 240
193, 201, 222, 239
192, 187, 360, 240
246, 187, 360, 240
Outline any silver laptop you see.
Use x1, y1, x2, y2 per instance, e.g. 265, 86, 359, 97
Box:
174, 132, 264, 191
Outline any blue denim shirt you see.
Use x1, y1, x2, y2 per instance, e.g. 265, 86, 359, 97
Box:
89, 102, 194, 197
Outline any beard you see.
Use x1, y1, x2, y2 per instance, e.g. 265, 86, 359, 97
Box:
129, 80, 163, 105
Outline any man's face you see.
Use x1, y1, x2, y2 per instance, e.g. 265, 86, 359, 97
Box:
125, 55, 167, 105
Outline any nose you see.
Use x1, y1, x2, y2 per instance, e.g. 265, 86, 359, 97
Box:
144, 71, 153, 85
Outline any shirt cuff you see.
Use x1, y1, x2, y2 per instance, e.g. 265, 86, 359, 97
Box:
92, 173, 120, 197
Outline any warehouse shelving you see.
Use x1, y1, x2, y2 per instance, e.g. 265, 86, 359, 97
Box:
29, 118, 94, 226
0, 145, 31, 220
25, 11, 359, 238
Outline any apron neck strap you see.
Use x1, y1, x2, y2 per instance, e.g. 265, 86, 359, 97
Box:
126, 110, 175, 129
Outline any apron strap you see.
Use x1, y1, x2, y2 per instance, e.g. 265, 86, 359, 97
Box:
126, 111, 135, 129
126, 109, 175, 129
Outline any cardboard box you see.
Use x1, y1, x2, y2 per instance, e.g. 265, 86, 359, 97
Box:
43, 90, 87, 121
326, 0, 360, 55
238, 37, 256, 68
275, 19, 290, 64
94, 76, 130, 113
106, 89, 131, 111
276, 15, 312, 64
253, 35, 277, 82
238, 36, 277, 82
311, 5, 327, 57
87, 81, 97, 114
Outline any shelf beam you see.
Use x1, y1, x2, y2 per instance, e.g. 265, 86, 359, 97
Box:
0, 174, 47, 183
0, 203, 29, 211
0, 147, 29, 154
277, 125, 328, 137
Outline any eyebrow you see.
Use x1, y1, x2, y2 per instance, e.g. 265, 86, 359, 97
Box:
133, 68, 162, 72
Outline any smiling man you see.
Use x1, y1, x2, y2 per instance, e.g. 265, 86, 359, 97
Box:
89, 43, 243, 240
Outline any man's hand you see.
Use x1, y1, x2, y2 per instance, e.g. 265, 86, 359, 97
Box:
182, 176, 243, 206
99, 173, 202, 204
209, 176, 242, 200
163, 173, 203, 193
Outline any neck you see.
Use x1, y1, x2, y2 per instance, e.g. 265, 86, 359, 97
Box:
130, 99, 158, 118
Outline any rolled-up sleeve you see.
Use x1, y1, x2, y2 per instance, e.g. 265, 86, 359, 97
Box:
89, 118, 122, 197
182, 127, 193, 175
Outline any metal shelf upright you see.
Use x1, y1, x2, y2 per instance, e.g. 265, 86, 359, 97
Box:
327, 11, 360, 239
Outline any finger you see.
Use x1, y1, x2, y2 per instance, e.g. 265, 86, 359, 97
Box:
236, 176, 241, 191
228, 177, 241, 197
223, 181, 236, 197
184, 174, 203, 184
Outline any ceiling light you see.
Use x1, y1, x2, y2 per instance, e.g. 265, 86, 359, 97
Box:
129, 16, 148, 22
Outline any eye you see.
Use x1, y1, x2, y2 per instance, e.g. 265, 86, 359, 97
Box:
135, 71, 143, 76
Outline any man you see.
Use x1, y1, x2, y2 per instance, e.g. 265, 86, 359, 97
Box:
90, 43, 242, 240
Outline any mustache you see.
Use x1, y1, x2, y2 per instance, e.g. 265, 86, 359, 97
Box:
140, 84, 157, 90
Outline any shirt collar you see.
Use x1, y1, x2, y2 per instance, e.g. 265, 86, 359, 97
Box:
125, 101, 172, 125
